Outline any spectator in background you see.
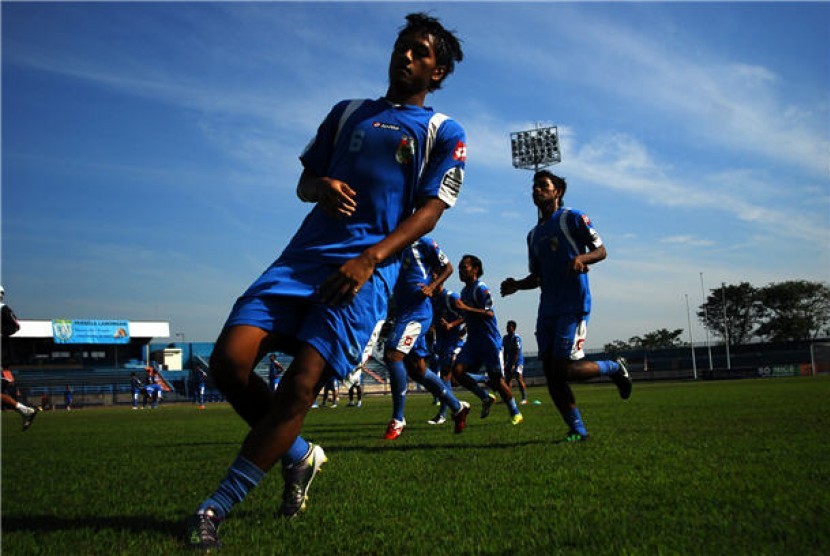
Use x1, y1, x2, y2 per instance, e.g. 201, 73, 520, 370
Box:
64, 384, 73, 411
267, 354, 285, 392
131, 372, 142, 410
195, 366, 208, 410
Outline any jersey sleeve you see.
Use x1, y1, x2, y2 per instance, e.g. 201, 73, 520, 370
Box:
417, 116, 466, 208
298, 100, 352, 178
570, 210, 603, 250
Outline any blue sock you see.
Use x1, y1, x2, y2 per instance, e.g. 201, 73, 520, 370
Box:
597, 360, 621, 376
388, 360, 407, 422
437, 377, 452, 418
199, 454, 265, 519
281, 436, 310, 468
507, 398, 520, 416
566, 406, 588, 436
420, 369, 461, 413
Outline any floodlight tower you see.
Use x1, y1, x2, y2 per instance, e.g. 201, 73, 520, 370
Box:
510, 124, 561, 172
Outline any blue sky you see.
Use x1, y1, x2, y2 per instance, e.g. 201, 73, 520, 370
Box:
3, 2, 829, 353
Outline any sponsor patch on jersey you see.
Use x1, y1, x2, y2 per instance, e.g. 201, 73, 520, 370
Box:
453, 141, 467, 162
373, 121, 401, 131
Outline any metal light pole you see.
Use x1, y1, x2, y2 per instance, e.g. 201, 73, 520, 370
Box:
686, 294, 698, 380
700, 272, 713, 370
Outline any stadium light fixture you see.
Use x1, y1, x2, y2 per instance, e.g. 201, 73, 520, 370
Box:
510, 125, 561, 171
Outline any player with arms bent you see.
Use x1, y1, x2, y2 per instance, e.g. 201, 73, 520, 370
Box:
186, 13, 465, 550
501, 170, 631, 443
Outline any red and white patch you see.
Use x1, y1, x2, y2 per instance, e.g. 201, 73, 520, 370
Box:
453, 141, 467, 162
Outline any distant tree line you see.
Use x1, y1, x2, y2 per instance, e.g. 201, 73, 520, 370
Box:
605, 279, 830, 352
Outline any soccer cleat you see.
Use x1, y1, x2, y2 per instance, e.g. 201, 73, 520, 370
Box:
427, 414, 447, 426
558, 430, 589, 444
510, 412, 524, 425
452, 401, 470, 433
356, 401, 362, 408
21, 409, 37, 432
384, 419, 406, 440
611, 357, 633, 400
480, 394, 496, 419
186, 507, 223, 550
280, 443, 328, 518
347, 401, 355, 407
520, 399, 528, 405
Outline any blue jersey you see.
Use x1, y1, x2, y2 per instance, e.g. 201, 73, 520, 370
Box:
431, 288, 466, 357
503, 333, 524, 367
244, 98, 466, 300
460, 280, 502, 351
528, 207, 603, 317
394, 236, 451, 311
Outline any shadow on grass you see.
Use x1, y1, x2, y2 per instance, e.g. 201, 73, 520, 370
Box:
2, 514, 181, 537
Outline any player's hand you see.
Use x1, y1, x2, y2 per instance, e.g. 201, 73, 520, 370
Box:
318, 252, 376, 306
418, 282, 436, 298
315, 177, 357, 218
500, 278, 519, 297
570, 257, 590, 274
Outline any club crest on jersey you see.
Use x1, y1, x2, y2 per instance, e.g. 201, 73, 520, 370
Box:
548, 236, 560, 252
453, 141, 467, 162
581, 214, 592, 226
396, 135, 416, 164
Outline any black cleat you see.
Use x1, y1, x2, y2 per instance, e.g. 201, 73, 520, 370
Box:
186, 508, 223, 551
611, 357, 633, 400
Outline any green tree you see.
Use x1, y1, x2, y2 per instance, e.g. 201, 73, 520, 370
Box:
697, 282, 761, 346
755, 280, 830, 341
629, 328, 684, 349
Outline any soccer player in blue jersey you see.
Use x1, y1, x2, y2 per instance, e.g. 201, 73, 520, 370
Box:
501, 170, 632, 443
453, 255, 524, 425
503, 320, 528, 405
427, 280, 467, 425
383, 237, 471, 439
187, 13, 466, 550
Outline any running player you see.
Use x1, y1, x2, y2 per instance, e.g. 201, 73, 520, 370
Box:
427, 280, 466, 425
187, 13, 466, 550
382, 237, 471, 440
453, 255, 523, 425
500, 170, 632, 443
503, 320, 528, 405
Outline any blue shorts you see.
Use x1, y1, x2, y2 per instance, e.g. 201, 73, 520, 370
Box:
224, 260, 394, 379
387, 301, 432, 358
536, 313, 589, 360
456, 340, 504, 379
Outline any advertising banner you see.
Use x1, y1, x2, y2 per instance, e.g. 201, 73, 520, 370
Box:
52, 319, 130, 344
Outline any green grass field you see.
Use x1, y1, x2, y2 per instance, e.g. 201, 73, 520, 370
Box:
3, 377, 830, 555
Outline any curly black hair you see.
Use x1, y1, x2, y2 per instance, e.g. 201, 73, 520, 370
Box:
399, 12, 464, 91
